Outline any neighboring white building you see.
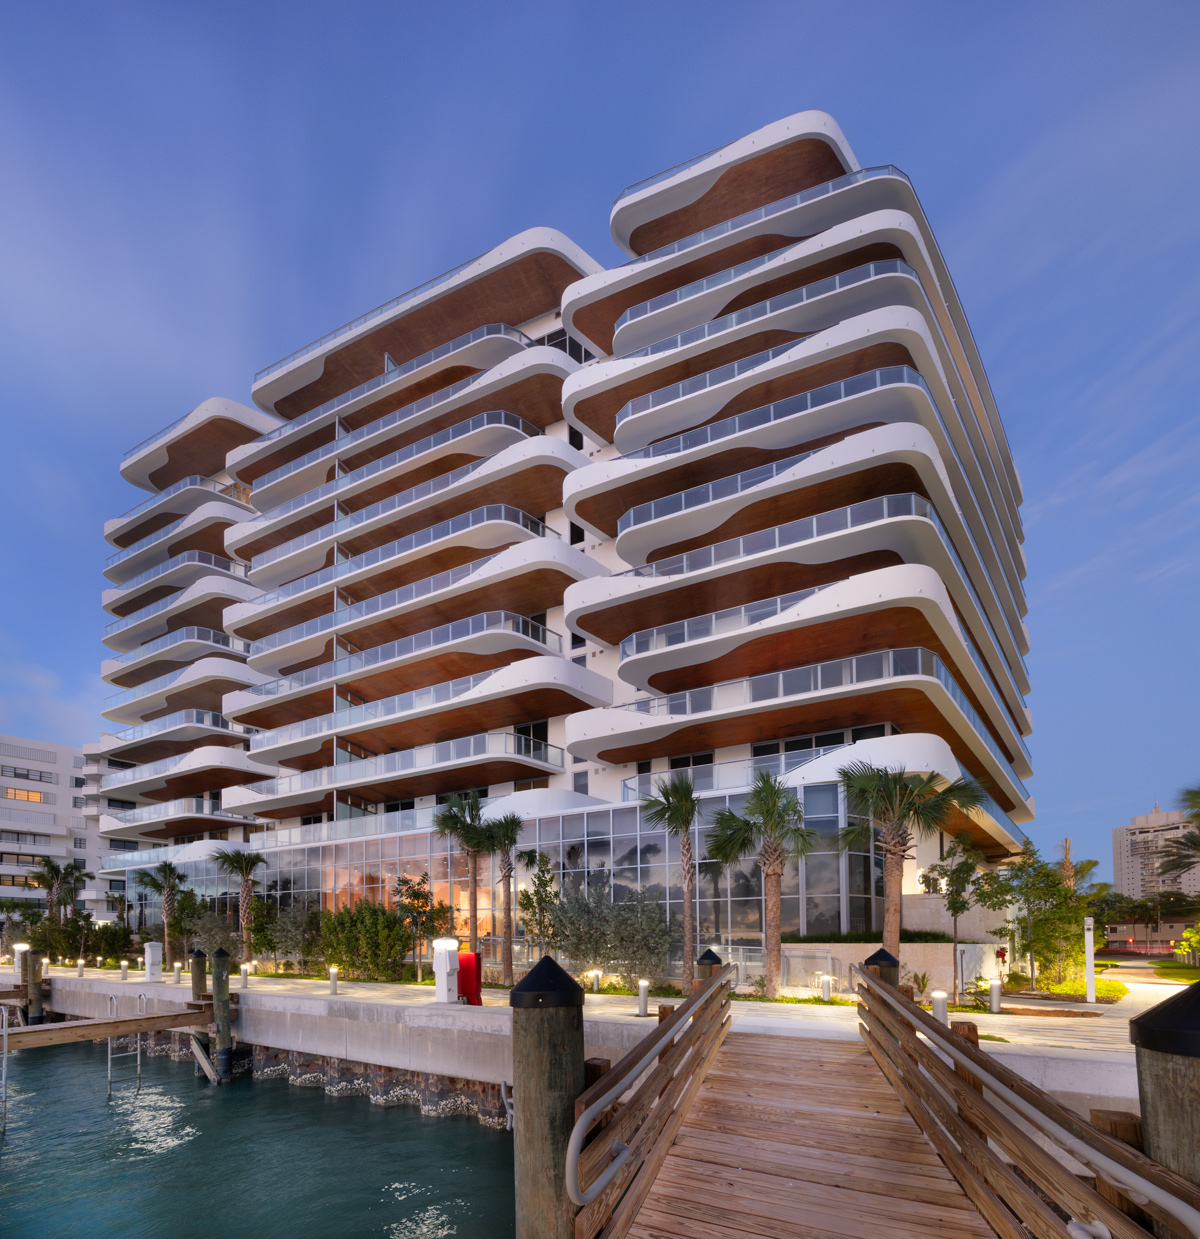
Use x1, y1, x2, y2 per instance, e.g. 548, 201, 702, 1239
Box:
1112, 807, 1200, 899
95, 112, 1033, 945
0, 733, 109, 919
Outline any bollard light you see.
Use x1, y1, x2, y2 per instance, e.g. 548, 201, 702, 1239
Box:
240, 963, 250, 990
173, 962, 182, 984
251, 960, 259, 976
138, 955, 145, 971
329, 965, 338, 995
821, 974, 832, 1002
77, 958, 85, 978
638, 978, 650, 1017
121, 960, 129, 981
989, 978, 1002, 1013
591, 969, 602, 993
43, 957, 51, 972
931, 989, 949, 1025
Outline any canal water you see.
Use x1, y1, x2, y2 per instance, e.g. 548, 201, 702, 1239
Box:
0, 1041, 514, 1238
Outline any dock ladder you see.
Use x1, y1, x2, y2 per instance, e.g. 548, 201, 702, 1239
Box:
106, 994, 144, 1099
1, 1004, 8, 1135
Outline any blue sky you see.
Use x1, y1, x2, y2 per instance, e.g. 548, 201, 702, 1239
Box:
1, 3, 1197, 878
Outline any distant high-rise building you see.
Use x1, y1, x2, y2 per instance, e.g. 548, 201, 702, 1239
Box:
1112, 807, 1200, 899
92, 112, 1033, 943
0, 733, 107, 918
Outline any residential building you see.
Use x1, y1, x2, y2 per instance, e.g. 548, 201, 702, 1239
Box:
1112, 807, 1200, 899
94, 112, 1033, 946
0, 732, 107, 918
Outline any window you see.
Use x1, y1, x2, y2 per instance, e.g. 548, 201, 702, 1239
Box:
71, 776, 86, 788
73, 838, 87, 849
513, 778, 550, 792
73, 756, 86, 768
108, 880, 126, 893
2, 765, 57, 784
637, 761, 652, 775
573, 771, 589, 796
532, 328, 594, 364
73, 797, 87, 808
569, 522, 585, 546
108, 838, 140, 851
568, 426, 584, 451
6, 787, 47, 803
572, 655, 587, 668
106, 799, 135, 810
571, 632, 586, 650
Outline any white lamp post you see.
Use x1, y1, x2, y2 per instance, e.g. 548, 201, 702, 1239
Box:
931, 990, 948, 1025
638, 979, 650, 1017
1084, 915, 1096, 1004
329, 965, 338, 995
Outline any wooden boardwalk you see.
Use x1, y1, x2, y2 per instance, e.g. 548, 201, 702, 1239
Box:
628, 1032, 996, 1239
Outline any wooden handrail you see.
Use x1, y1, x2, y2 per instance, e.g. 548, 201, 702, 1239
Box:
566, 964, 733, 1239
852, 965, 1200, 1239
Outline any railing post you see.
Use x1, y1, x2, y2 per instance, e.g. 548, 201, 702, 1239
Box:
210, 948, 232, 1082
1130, 986, 1200, 1208
510, 956, 585, 1239
951, 1021, 985, 1140
1089, 1110, 1151, 1225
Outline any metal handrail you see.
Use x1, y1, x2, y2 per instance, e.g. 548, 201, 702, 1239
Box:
851, 965, 1200, 1238
564, 963, 734, 1207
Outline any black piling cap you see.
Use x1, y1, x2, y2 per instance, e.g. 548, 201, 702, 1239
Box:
697, 948, 723, 965
1129, 983, 1200, 1059
190, 948, 206, 960
510, 955, 585, 1009
211, 948, 229, 960
863, 947, 900, 968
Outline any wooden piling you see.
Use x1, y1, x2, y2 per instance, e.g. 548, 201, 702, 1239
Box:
510, 956, 585, 1239
210, 948, 232, 1082
22, 950, 43, 1025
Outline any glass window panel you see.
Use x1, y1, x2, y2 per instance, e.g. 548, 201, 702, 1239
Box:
806, 816, 840, 848
562, 841, 586, 870
641, 865, 666, 894
698, 860, 728, 900
586, 837, 611, 870
561, 870, 585, 898
805, 895, 840, 937
854, 652, 885, 682
779, 897, 801, 935
847, 897, 871, 934
803, 784, 838, 817
805, 852, 840, 896
586, 810, 611, 837
561, 814, 585, 840
612, 836, 640, 868
729, 899, 763, 932
729, 863, 762, 900
780, 861, 800, 898
611, 869, 637, 903
638, 832, 665, 864
612, 806, 638, 833
892, 647, 920, 676
847, 853, 872, 896
696, 900, 724, 936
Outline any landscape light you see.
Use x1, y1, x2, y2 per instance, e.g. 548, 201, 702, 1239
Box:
638, 979, 649, 1017
120, 960, 129, 981
329, 965, 338, 995
240, 964, 250, 989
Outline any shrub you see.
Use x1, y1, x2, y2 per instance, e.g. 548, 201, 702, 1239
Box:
780, 929, 964, 944
320, 900, 411, 981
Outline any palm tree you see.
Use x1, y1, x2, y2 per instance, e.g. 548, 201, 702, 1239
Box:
642, 772, 700, 995
1159, 787, 1200, 880
134, 861, 188, 968
1058, 837, 1076, 890
212, 849, 266, 961
480, 812, 524, 985
27, 858, 94, 924
708, 770, 814, 998
435, 792, 488, 953
0, 896, 24, 954
838, 761, 985, 961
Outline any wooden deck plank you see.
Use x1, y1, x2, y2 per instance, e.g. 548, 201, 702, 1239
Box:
627, 1032, 996, 1239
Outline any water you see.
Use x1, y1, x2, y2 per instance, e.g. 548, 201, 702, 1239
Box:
0, 1041, 514, 1239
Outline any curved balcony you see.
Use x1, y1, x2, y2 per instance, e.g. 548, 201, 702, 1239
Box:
224, 730, 565, 818
103, 574, 261, 653
619, 646, 1025, 793
96, 711, 258, 762
619, 258, 918, 357
102, 656, 271, 727
619, 744, 847, 802
103, 498, 250, 585
105, 476, 251, 548
238, 505, 554, 614
104, 552, 248, 613
103, 627, 252, 685
613, 341, 798, 431
101, 796, 265, 842
100, 745, 277, 800
249, 655, 611, 764
230, 410, 540, 555
618, 584, 835, 661
240, 323, 533, 464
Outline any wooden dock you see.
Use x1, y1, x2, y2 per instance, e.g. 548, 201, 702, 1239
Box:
627, 1032, 995, 1239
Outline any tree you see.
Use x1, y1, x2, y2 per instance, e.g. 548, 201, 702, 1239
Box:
170, 889, 205, 955
552, 872, 615, 978
194, 910, 240, 959
212, 849, 267, 961
133, 861, 188, 968
434, 792, 487, 952
92, 919, 133, 962
394, 871, 449, 981
838, 762, 985, 961
250, 896, 278, 969
480, 811, 523, 985
1158, 826, 1200, 883
610, 888, 676, 991
642, 772, 700, 994
273, 897, 322, 974
112, 893, 130, 928
27, 858, 95, 925
921, 832, 984, 1002
0, 897, 25, 954
320, 900, 411, 981
516, 849, 558, 956
708, 770, 814, 998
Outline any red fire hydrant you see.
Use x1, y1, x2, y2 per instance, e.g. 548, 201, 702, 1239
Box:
457, 950, 482, 1005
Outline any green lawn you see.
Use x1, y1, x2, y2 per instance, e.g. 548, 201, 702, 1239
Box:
1154, 961, 1200, 983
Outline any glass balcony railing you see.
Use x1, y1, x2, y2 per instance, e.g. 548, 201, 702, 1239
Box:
616, 491, 1029, 751
120, 410, 194, 464
110, 476, 248, 527
101, 752, 198, 790
245, 730, 564, 802
103, 667, 186, 708
621, 165, 911, 267
251, 459, 485, 574
617, 448, 821, 535
99, 710, 258, 746
248, 805, 443, 849
100, 841, 198, 871
105, 516, 186, 569
248, 554, 497, 658
620, 365, 925, 461
254, 250, 488, 383
253, 372, 484, 493
254, 324, 533, 447
246, 611, 562, 700
246, 506, 553, 609
242, 410, 538, 535
109, 627, 252, 666
110, 550, 248, 599
250, 669, 498, 751
619, 745, 847, 801
621, 646, 1027, 795
613, 141, 729, 206
622, 259, 917, 355
614, 342, 798, 429
618, 584, 836, 659
108, 797, 263, 827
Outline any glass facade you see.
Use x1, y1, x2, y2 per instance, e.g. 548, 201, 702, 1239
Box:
129, 781, 883, 946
